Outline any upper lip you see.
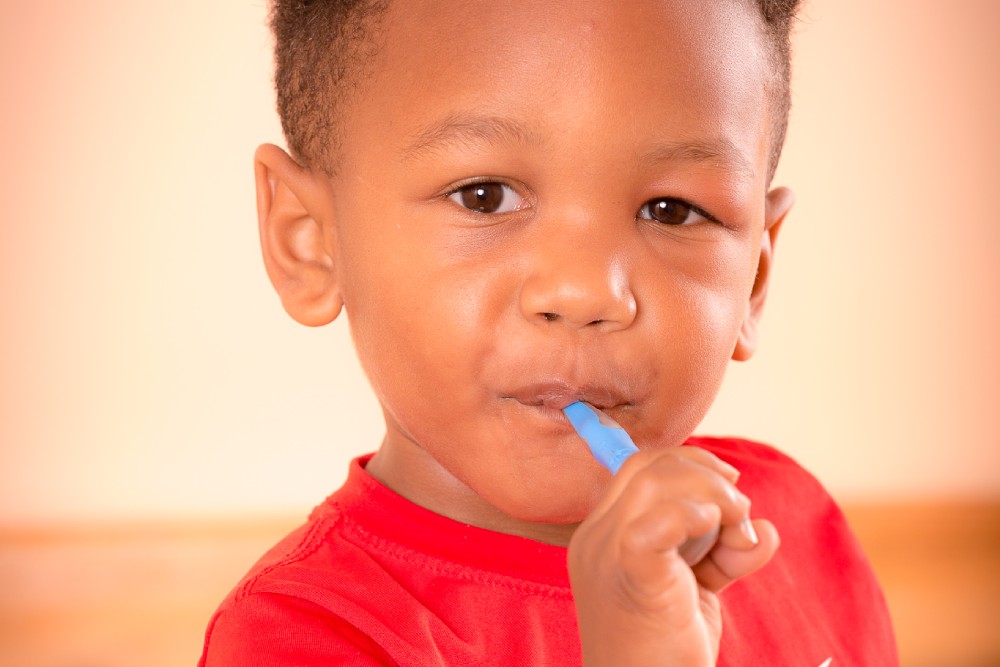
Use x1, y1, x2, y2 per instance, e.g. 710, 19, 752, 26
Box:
505, 381, 630, 411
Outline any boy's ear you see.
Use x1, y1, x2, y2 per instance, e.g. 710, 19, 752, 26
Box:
732, 186, 794, 362
254, 143, 343, 326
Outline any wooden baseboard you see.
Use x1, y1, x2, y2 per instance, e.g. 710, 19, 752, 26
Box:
841, 502, 1000, 667
1, 503, 998, 667
0, 517, 301, 667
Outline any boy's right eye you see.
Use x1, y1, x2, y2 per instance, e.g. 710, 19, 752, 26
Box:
447, 181, 525, 214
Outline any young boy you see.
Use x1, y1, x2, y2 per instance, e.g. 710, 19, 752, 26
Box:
201, 0, 898, 664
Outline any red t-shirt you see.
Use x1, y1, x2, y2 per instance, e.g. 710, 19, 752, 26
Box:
199, 438, 898, 666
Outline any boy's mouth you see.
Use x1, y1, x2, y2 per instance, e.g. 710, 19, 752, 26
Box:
504, 381, 629, 412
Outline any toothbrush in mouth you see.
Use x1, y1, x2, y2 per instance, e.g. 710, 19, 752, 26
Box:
562, 401, 638, 474
563, 400, 719, 565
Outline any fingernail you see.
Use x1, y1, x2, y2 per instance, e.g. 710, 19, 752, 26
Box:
740, 518, 759, 545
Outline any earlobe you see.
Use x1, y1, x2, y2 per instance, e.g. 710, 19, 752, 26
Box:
255, 143, 343, 327
732, 186, 794, 362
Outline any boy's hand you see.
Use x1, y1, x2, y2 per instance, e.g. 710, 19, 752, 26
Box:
568, 447, 779, 666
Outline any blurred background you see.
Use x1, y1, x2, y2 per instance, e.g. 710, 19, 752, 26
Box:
1, 1, 998, 665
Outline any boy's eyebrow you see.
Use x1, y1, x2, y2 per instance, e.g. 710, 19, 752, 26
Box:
402, 113, 544, 161
402, 112, 755, 180
640, 137, 756, 181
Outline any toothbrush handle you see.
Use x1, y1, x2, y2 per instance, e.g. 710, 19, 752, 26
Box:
563, 401, 639, 474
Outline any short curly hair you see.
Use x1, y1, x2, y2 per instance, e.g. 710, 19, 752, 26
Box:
270, 0, 801, 181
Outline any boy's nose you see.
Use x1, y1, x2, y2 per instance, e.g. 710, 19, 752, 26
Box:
518, 225, 637, 332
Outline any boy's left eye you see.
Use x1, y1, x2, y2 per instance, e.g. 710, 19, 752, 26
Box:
637, 198, 706, 226
447, 182, 525, 214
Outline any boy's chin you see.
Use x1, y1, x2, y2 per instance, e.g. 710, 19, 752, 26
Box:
487, 476, 608, 534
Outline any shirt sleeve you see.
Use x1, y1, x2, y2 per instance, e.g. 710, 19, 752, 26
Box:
200, 592, 398, 667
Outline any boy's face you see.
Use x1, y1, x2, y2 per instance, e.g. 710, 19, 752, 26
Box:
278, 0, 791, 538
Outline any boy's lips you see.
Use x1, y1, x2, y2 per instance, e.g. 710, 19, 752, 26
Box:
504, 381, 630, 411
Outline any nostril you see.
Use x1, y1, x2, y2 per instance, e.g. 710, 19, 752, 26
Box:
542, 312, 559, 322
588, 319, 604, 327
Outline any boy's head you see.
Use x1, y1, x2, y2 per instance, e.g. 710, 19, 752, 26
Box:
255, 0, 797, 540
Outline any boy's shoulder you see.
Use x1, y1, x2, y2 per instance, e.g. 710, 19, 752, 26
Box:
692, 436, 899, 664
687, 435, 833, 513
687, 434, 811, 473
199, 456, 580, 665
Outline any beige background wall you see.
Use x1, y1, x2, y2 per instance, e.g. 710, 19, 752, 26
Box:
1, 1, 998, 527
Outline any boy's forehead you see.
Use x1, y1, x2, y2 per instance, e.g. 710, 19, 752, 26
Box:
343, 0, 771, 181
373, 0, 768, 90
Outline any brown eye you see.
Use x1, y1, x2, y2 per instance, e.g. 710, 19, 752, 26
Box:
640, 198, 698, 225
448, 182, 524, 214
